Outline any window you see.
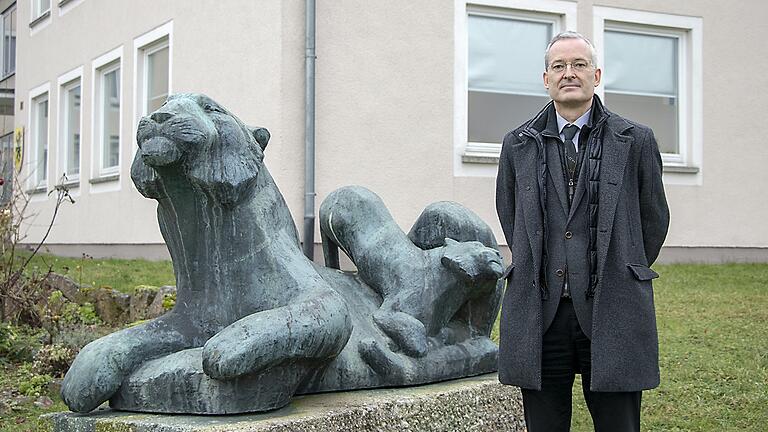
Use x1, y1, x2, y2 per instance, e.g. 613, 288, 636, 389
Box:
604, 27, 680, 159
32, 92, 49, 186
467, 10, 556, 145
91, 47, 122, 182
134, 22, 172, 123
97, 62, 120, 173
1, 5, 15, 78
594, 7, 703, 179
455, 0, 576, 173
31, 0, 50, 21
143, 41, 169, 114
61, 79, 81, 178
0, 132, 12, 204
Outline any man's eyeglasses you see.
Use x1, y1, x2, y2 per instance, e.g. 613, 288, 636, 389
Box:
548, 60, 592, 73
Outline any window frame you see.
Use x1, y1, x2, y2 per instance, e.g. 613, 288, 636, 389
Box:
603, 23, 686, 165
30, 0, 51, 28
593, 7, 703, 184
90, 46, 123, 181
98, 62, 121, 174
1, 4, 16, 79
453, 0, 576, 177
57, 66, 83, 183
28, 83, 50, 191
133, 21, 173, 158
142, 41, 170, 115
0, 131, 13, 204
58, 0, 84, 16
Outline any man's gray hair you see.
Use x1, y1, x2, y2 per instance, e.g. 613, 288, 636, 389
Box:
544, 31, 598, 69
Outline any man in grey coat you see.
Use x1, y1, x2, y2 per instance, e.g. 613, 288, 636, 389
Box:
495, 31, 669, 431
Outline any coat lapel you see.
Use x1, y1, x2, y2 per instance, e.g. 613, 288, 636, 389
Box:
595, 124, 633, 286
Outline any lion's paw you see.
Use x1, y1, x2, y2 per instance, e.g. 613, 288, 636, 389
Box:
372, 311, 428, 357
201, 335, 253, 380
358, 338, 409, 382
61, 341, 127, 413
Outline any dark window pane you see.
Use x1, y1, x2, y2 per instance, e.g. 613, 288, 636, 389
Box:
468, 90, 549, 144
604, 92, 678, 154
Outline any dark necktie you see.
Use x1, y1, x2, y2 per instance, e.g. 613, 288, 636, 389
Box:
562, 124, 579, 203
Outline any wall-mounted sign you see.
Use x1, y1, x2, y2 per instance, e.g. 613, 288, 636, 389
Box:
14, 127, 23, 172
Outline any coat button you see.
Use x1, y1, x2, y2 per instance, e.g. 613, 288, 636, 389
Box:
555, 269, 564, 277
565, 231, 573, 239
526, 185, 531, 191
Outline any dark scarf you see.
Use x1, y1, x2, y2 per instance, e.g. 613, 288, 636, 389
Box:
522, 96, 608, 300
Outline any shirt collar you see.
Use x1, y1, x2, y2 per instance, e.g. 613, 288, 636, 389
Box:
556, 108, 592, 134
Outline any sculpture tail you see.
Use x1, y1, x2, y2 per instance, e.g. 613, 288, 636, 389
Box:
321, 229, 341, 269
319, 188, 349, 269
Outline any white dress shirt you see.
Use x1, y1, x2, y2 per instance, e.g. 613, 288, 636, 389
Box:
556, 109, 592, 152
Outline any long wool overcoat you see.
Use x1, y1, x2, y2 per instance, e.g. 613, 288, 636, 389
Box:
495, 97, 670, 392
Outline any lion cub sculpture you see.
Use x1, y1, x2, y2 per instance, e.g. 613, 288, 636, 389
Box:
60, 93, 505, 414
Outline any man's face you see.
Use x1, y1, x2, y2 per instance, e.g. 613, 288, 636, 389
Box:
543, 38, 601, 107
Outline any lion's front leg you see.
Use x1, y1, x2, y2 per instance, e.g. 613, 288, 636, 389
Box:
61, 314, 195, 413
202, 289, 351, 379
359, 333, 498, 386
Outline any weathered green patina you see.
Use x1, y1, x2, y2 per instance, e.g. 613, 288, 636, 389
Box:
60, 94, 504, 415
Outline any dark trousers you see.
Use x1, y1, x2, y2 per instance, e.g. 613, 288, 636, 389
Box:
521, 298, 642, 432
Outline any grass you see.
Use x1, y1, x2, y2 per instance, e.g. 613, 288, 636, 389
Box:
0, 364, 68, 432
14, 251, 176, 294
565, 264, 768, 431
0, 261, 766, 431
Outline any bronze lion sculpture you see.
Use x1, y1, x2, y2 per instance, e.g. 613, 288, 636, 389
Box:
60, 93, 505, 414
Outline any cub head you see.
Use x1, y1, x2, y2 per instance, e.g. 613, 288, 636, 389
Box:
440, 238, 504, 282
131, 93, 270, 208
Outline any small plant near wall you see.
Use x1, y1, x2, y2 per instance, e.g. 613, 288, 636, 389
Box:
0, 174, 75, 326
76, 253, 92, 288
161, 291, 176, 311
0, 322, 40, 364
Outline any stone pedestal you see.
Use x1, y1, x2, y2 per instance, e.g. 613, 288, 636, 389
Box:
44, 374, 524, 432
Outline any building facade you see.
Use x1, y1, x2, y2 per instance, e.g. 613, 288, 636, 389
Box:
13, 0, 768, 262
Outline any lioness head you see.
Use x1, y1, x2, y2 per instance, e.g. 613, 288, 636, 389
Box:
131, 93, 270, 208
440, 238, 504, 283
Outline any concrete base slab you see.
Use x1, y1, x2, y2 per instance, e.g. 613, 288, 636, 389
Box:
43, 373, 524, 432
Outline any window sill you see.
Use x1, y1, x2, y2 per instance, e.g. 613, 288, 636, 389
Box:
462, 153, 499, 164
26, 186, 47, 195
60, 179, 80, 188
58, 0, 75, 6
459, 149, 701, 174
663, 165, 699, 174
463, 142, 502, 164
89, 174, 120, 184
29, 10, 50, 28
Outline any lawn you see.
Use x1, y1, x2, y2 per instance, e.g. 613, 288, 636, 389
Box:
0, 363, 68, 431
568, 264, 768, 431
0, 262, 766, 431
14, 251, 176, 294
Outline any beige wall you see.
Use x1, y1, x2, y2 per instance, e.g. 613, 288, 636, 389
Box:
15, 0, 768, 259
316, 1, 457, 229
16, 1, 307, 246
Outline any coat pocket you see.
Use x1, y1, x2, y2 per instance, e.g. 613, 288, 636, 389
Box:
627, 263, 659, 281
501, 264, 515, 281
